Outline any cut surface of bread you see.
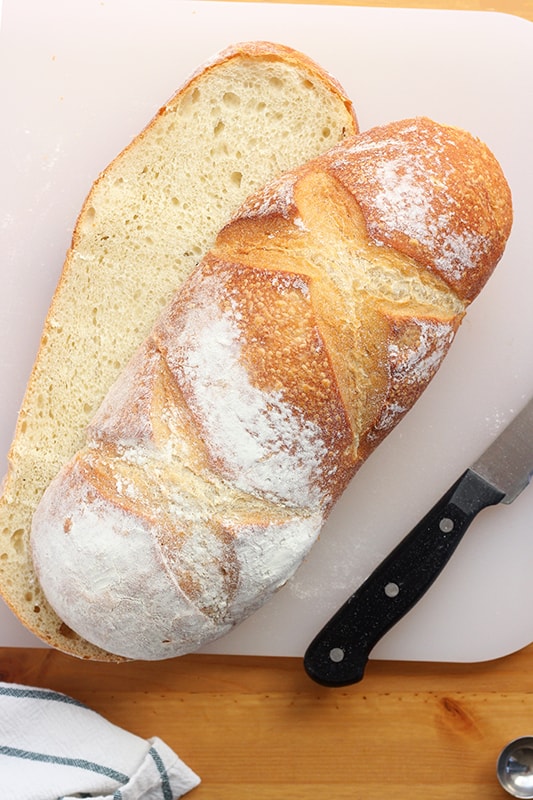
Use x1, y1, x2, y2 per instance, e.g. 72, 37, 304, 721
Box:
0, 42, 358, 660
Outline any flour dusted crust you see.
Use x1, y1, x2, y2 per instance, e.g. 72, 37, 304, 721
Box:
32, 452, 323, 659
324, 118, 512, 302
0, 42, 358, 660
30, 117, 512, 661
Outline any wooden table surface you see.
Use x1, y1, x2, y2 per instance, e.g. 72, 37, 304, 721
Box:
2, 1, 533, 798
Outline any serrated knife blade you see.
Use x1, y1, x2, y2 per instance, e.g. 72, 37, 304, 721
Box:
304, 396, 533, 687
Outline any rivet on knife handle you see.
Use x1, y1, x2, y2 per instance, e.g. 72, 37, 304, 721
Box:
303, 468, 504, 687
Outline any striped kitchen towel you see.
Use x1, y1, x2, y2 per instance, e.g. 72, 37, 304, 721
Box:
0, 682, 200, 800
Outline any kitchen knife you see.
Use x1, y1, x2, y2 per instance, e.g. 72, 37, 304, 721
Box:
304, 396, 533, 687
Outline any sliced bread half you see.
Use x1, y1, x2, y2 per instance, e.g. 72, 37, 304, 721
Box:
0, 41, 357, 660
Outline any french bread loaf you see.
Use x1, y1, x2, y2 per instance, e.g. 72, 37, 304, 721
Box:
30, 117, 512, 661
0, 42, 358, 660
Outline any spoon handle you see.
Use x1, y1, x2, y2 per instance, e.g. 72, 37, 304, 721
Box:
303, 468, 504, 687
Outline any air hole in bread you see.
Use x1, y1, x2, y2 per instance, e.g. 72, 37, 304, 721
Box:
81, 206, 96, 231
10, 529, 24, 554
59, 622, 78, 639
223, 91, 240, 107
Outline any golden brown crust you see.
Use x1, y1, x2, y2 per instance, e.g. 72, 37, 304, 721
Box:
213, 117, 512, 471
322, 117, 513, 303
27, 116, 513, 661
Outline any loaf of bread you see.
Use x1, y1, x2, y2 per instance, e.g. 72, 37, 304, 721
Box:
29, 117, 512, 661
0, 42, 358, 660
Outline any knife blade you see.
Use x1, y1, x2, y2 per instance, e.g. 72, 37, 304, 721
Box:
304, 396, 533, 687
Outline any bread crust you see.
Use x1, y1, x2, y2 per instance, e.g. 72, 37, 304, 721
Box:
0, 42, 358, 660
30, 117, 512, 661
322, 118, 512, 303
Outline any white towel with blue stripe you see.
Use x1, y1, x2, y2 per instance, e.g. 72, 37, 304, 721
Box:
0, 682, 201, 800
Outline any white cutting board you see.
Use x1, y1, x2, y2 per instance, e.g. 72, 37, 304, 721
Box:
1, 0, 533, 664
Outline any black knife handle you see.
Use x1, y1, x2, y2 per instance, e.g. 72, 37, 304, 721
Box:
304, 468, 504, 687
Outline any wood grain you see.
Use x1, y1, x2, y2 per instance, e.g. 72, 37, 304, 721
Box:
234, 0, 533, 18
2, 1, 532, 798
2, 645, 533, 798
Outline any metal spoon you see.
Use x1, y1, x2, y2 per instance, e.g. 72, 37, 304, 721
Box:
497, 738, 533, 798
